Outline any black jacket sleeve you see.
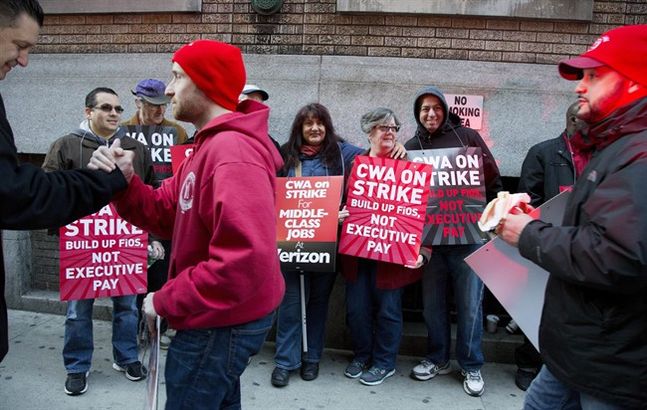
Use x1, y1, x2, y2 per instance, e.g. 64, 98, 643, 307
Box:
518, 147, 647, 293
0, 95, 127, 230
518, 143, 546, 207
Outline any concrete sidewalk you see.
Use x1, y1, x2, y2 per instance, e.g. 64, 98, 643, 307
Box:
0, 310, 526, 409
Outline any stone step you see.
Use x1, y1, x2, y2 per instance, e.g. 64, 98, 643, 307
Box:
17, 289, 524, 364
400, 321, 524, 365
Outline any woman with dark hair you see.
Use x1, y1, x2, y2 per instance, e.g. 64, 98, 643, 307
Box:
339, 107, 430, 386
280, 103, 352, 178
271, 103, 404, 387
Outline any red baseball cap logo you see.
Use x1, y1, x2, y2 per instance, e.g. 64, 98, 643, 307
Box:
558, 25, 647, 86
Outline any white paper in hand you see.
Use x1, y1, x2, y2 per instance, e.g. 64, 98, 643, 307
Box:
478, 191, 531, 231
466, 191, 570, 350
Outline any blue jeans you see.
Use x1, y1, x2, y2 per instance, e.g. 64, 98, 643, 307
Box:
164, 312, 274, 410
525, 366, 626, 410
345, 259, 403, 371
274, 270, 336, 370
422, 244, 484, 371
63, 295, 139, 373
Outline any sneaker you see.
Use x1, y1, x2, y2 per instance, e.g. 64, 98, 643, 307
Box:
410, 360, 451, 381
344, 360, 366, 379
64, 371, 89, 396
462, 369, 485, 396
112, 361, 147, 381
359, 367, 395, 386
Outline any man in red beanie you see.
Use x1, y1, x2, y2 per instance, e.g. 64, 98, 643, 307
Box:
89, 39, 285, 409
497, 24, 647, 409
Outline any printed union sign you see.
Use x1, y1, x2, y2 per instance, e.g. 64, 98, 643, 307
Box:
408, 147, 488, 245
338, 156, 432, 266
276, 176, 343, 272
59, 204, 147, 300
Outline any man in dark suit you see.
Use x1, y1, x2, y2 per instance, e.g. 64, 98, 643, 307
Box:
0, 0, 127, 363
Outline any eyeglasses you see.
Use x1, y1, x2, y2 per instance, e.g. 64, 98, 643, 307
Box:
92, 104, 124, 114
376, 125, 400, 133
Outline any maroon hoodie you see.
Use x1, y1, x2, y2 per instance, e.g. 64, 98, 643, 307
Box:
114, 100, 285, 329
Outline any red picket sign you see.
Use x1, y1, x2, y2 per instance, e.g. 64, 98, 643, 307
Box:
408, 147, 488, 245
338, 156, 432, 266
59, 204, 147, 301
276, 176, 343, 272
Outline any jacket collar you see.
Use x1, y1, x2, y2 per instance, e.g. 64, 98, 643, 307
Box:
587, 97, 647, 151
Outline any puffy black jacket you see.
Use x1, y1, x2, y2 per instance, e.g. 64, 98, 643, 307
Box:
519, 97, 647, 408
518, 132, 575, 207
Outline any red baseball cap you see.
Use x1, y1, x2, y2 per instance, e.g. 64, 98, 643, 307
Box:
558, 24, 647, 86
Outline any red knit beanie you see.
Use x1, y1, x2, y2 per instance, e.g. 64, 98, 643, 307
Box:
172, 40, 246, 111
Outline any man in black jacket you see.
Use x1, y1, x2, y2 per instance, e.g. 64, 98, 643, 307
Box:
512, 102, 587, 391
518, 102, 586, 208
498, 24, 647, 409
0, 0, 127, 363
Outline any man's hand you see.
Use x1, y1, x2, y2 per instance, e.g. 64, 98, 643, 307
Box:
338, 205, 349, 224
88, 142, 117, 173
88, 139, 135, 183
405, 254, 425, 269
496, 212, 534, 247
389, 142, 407, 159
142, 292, 158, 335
148, 241, 165, 261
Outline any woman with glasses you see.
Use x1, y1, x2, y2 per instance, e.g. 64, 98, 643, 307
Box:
339, 107, 430, 386
271, 103, 405, 388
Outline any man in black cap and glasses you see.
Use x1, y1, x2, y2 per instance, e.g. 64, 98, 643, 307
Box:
124, 78, 188, 144
123, 79, 189, 349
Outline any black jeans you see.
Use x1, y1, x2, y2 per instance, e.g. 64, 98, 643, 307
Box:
515, 335, 542, 371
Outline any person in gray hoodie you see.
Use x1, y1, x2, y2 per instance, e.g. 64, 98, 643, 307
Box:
404, 86, 502, 397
